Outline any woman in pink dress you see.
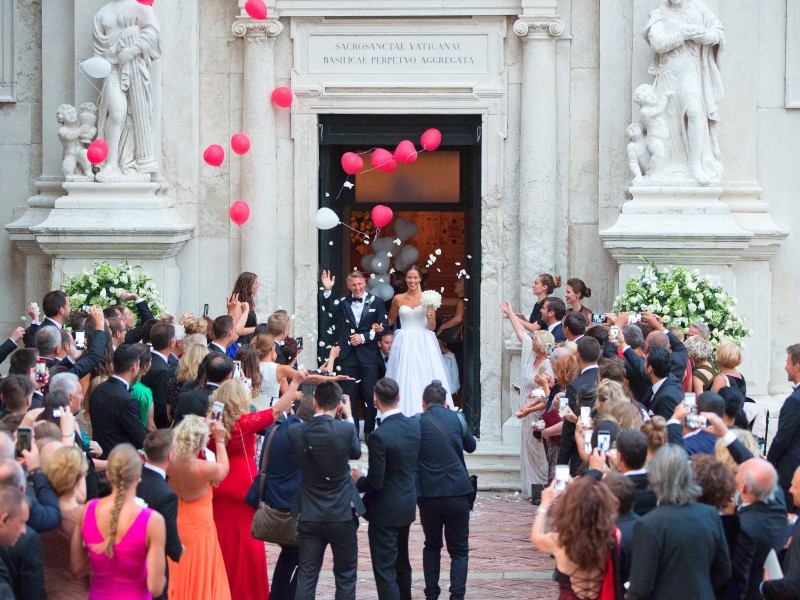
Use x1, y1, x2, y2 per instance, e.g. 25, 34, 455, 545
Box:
71, 443, 167, 600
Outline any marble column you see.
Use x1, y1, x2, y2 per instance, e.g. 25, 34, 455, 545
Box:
513, 17, 563, 315
232, 18, 283, 310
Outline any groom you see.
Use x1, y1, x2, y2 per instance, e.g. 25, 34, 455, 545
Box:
320, 269, 389, 437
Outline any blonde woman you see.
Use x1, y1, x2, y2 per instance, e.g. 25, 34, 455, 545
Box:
166, 343, 210, 422
42, 446, 89, 599
167, 415, 231, 600
715, 429, 760, 474
71, 443, 167, 600
594, 379, 627, 419
711, 340, 747, 397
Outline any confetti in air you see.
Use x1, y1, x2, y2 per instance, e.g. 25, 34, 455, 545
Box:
394, 239, 402, 245
435, 249, 442, 255
343, 181, 354, 189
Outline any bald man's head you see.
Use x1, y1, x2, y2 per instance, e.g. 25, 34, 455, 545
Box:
736, 458, 778, 504
646, 331, 670, 351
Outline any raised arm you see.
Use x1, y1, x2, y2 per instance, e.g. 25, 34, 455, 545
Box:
500, 301, 527, 343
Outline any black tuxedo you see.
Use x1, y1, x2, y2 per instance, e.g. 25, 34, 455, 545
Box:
173, 384, 218, 424
0, 338, 17, 367
626, 472, 657, 516
642, 374, 683, 419
142, 351, 176, 428
356, 412, 421, 600
548, 322, 566, 343
22, 317, 62, 348
288, 415, 364, 600
136, 466, 182, 600
124, 300, 154, 344
628, 502, 731, 600
623, 331, 689, 394
320, 290, 388, 436
89, 377, 147, 458
0, 526, 44, 600
557, 365, 599, 474
58, 329, 110, 380
768, 387, 800, 510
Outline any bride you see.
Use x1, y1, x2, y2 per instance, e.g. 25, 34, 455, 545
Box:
374, 267, 454, 416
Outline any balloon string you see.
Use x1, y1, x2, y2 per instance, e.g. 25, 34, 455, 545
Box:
339, 222, 369, 237
357, 147, 377, 156
334, 175, 351, 200
76, 60, 104, 99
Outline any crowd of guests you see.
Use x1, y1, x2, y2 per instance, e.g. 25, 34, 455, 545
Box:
504, 272, 800, 598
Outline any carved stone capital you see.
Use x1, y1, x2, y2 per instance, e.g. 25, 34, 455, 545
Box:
232, 18, 284, 38
513, 17, 564, 39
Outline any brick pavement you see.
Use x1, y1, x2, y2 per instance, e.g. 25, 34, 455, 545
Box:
265, 493, 558, 599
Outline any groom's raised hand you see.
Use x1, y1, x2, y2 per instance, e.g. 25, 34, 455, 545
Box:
321, 269, 335, 291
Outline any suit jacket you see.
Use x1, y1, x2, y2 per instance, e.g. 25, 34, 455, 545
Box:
762, 517, 800, 599
683, 430, 718, 456
624, 331, 689, 391
136, 467, 182, 563
357, 412, 421, 527
123, 300, 154, 345
142, 352, 177, 428
728, 500, 787, 600
642, 374, 683, 420
89, 377, 147, 458
668, 422, 754, 465
549, 322, 566, 343
627, 502, 731, 600
622, 347, 652, 403
287, 415, 364, 522
767, 387, 800, 490
319, 291, 388, 366
173, 384, 217, 424
557, 366, 599, 474
256, 415, 303, 510
0, 526, 44, 600
626, 472, 657, 516
22, 317, 61, 348
26, 470, 61, 533
416, 405, 477, 498
0, 338, 17, 367
616, 510, 640, 583
58, 329, 110, 380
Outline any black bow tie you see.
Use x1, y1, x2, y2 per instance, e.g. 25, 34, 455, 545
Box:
351, 297, 363, 304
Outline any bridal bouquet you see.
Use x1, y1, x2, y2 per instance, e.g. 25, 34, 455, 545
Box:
420, 290, 443, 310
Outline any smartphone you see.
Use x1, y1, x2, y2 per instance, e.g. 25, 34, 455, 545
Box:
512, 382, 521, 393
242, 377, 252, 392
685, 414, 708, 430
592, 314, 608, 324
203, 303, 209, 317
210, 401, 224, 422
74, 330, 86, 350
597, 430, 611, 453
296, 336, 304, 350
580, 406, 591, 428
583, 429, 593, 454
35, 359, 47, 383
545, 342, 554, 355
683, 393, 697, 412
232, 360, 242, 379
628, 313, 642, 324
15, 428, 32, 458
609, 325, 619, 343
52, 408, 62, 419
291, 399, 302, 414
555, 465, 570, 492
81, 305, 91, 314
557, 394, 570, 418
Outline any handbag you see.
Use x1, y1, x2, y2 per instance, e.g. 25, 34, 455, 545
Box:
250, 424, 299, 547
425, 411, 478, 510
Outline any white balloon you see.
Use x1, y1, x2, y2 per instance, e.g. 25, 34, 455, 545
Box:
399, 245, 419, 266
367, 275, 387, 290
360, 253, 376, 271
393, 258, 407, 272
395, 218, 419, 242
374, 283, 395, 302
81, 56, 112, 79
315, 207, 340, 230
372, 237, 394, 252
370, 254, 390, 274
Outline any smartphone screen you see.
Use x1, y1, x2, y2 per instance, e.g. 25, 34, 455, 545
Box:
296, 336, 304, 350
583, 429, 593, 454
35, 359, 47, 383
203, 303, 209, 317
545, 343, 554, 355
232, 360, 242, 379
684, 393, 697, 412
74, 330, 86, 350
555, 465, 570, 491
211, 401, 224, 421
580, 406, 591, 428
597, 431, 611, 453
15, 428, 32, 458
242, 377, 252, 392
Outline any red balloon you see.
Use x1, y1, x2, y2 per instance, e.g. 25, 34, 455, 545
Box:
341, 152, 364, 175
203, 144, 225, 167
230, 200, 250, 226
394, 140, 418, 164
371, 205, 394, 228
271, 87, 293, 108
420, 128, 442, 152
244, 0, 267, 20
230, 133, 251, 155
371, 148, 397, 173
87, 139, 108, 165
136, 0, 154, 5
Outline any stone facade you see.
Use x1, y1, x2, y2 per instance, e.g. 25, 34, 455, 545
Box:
1, 0, 798, 458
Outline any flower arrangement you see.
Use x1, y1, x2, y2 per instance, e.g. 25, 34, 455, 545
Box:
612, 261, 751, 346
420, 290, 442, 310
62, 261, 164, 321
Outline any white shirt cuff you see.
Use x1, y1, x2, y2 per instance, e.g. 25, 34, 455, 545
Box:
323, 291, 332, 298
345, 416, 354, 424
622, 345, 631, 353
31, 321, 40, 326
134, 298, 145, 304
667, 419, 681, 426
721, 431, 737, 446
360, 334, 365, 344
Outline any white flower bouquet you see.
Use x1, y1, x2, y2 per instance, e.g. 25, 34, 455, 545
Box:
420, 290, 442, 310
612, 261, 751, 346
62, 261, 164, 322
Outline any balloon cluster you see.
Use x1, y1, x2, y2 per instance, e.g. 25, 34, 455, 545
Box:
202, 134, 254, 225
339, 128, 442, 177
360, 217, 420, 301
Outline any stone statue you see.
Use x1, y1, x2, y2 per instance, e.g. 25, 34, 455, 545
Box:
626, 122, 649, 180
57, 104, 94, 180
79, 102, 98, 145
638, 0, 724, 185
92, 0, 162, 182
627, 85, 674, 180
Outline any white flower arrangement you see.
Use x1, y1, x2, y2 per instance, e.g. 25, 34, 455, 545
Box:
612, 261, 751, 346
533, 419, 546, 431
62, 261, 164, 322
420, 290, 442, 310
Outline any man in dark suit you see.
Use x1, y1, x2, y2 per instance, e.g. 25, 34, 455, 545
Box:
7, 349, 46, 410
603, 473, 640, 584
762, 465, 800, 598
352, 378, 420, 600
628, 444, 731, 600
90, 344, 148, 458
22, 290, 70, 348
540, 297, 567, 343
615, 429, 657, 516
682, 392, 726, 456
641, 346, 683, 419
416, 381, 476, 600
377, 332, 393, 378
0, 483, 32, 600
557, 337, 601, 474
137, 430, 182, 600
727, 458, 787, 600
320, 269, 388, 438
36, 307, 108, 379
142, 322, 177, 428
768, 344, 800, 512
173, 353, 233, 424
618, 312, 688, 393
0, 327, 23, 368
208, 315, 236, 355
117, 291, 155, 344
288, 381, 364, 600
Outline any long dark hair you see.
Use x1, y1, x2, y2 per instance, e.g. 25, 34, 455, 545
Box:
232, 271, 258, 311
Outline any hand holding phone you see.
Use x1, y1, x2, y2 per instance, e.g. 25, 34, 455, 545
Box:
203, 303, 209, 317
555, 465, 570, 492
210, 401, 225, 422
35, 359, 47, 384
15, 428, 32, 458
74, 330, 86, 350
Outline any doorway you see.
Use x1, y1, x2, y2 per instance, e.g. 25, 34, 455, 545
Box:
317, 114, 482, 433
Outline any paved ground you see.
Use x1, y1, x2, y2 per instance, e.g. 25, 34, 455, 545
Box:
266, 493, 559, 599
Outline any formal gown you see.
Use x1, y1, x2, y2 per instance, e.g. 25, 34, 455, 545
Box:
212, 410, 277, 600
41, 503, 90, 599
82, 499, 153, 600
168, 488, 231, 600
517, 337, 552, 493
386, 305, 453, 416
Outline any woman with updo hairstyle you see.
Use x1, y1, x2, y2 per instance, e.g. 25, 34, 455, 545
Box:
685, 335, 718, 394
72, 443, 167, 600
42, 446, 90, 599
525, 273, 562, 332
711, 340, 747, 397
564, 277, 593, 322
594, 379, 627, 420
641, 416, 668, 460
531, 476, 622, 598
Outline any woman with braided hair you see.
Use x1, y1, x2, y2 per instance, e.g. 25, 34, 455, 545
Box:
71, 443, 167, 600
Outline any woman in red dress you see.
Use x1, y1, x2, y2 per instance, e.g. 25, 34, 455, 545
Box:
208, 370, 307, 600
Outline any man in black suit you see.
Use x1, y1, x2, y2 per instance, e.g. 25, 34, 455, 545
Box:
116, 291, 155, 344
562, 311, 587, 342
557, 337, 601, 474
0, 376, 33, 419
142, 322, 177, 428
416, 382, 476, 600
320, 269, 388, 438
137, 430, 182, 600
618, 312, 688, 393
615, 429, 657, 516
352, 378, 420, 600
288, 381, 364, 600
173, 353, 233, 423
90, 344, 148, 458
377, 332, 394, 378
540, 297, 567, 343
762, 465, 800, 598
7, 349, 47, 410
602, 473, 640, 584
641, 346, 683, 419
0, 327, 23, 368
22, 290, 70, 348
0, 483, 31, 600
35, 307, 108, 379
767, 344, 800, 512
208, 315, 236, 355
628, 444, 731, 600
727, 458, 787, 600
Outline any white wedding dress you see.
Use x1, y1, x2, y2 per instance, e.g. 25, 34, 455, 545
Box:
386, 305, 454, 416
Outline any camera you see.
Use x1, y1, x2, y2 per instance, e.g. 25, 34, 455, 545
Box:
627, 313, 643, 324
203, 303, 209, 317
296, 336, 304, 350
609, 325, 619, 343
580, 406, 592, 429
583, 429, 593, 454
545, 342, 554, 355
